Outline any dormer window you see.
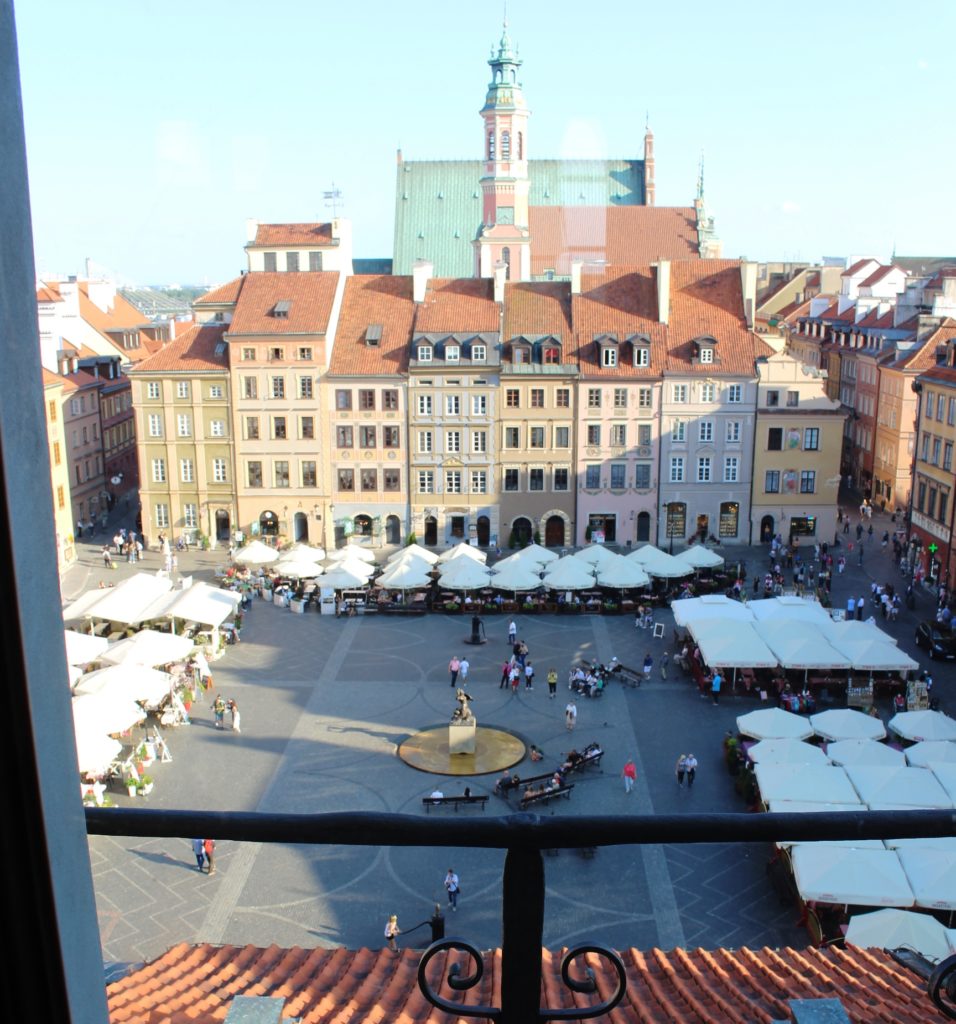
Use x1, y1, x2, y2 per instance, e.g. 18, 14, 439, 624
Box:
700, 347, 714, 364
273, 300, 291, 318
417, 345, 432, 362
513, 345, 530, 364
365, 325, 382, 347
472, 344, 486, 362
543, 346, 560, 364
633, 346, 650, 367
691, 334, 719, 365
602, 347, 618, 368
446, 345, 460, 363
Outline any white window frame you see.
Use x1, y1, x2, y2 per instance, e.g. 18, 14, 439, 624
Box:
726, 421, 741, 443
723, 457, 739, 483
700, 382, 716, 402
176, 413, 191, 437
417, 394, 432, 415
147, 382, 160, 399
180, 458, 194, 483
672, 383, 688, 403
176, 381, 190, 399
698, 421, 713, 443
670, 457, 684, 483
471, 431, 487, 454
671, 420, 686, 442
183, 503, 198, 528
697, 457, 712, 483
417, 346, 432, 362
602, 347, 618, 368
147, 414, 162, 437
151, 458, 166, 483
471, 394, 486, 415
699, 348, 714, 364
470, 470, 487, 494
212, 458, 227, 483
155, 503, 170, 528
472, 345, 486, 363
445, 430, 461, 454
445, 346, 460, 363
445, 470, 462, 494
728, 384, 743, 403
417, 431, 433, 454
210, 419, 225, 437
418, 470, 434, 493
446, 395, 461, 415
209, 385, 223, 399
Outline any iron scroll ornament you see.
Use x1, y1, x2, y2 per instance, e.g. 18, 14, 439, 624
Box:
930, 954, 956, 1019
417, 937, 627, 1021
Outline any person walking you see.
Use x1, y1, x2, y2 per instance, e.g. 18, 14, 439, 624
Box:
565, 700, 577, 731
621, 758, 637, 794
660, 652, 670, 680
191, 838, 206, 871
711, 671, 722, 705
642, 652, 653, 684
509, 663, 520, 694
508, 620, 517, 645
684, 753, 698, 788
448, 655, 461, 687
524, 660, 535, 690
676, 753, 688, 786
499, 661, 511, 689
203, 838, 216, 875
227, 698, 241, 733
547, 667, 558, 699
444, 867, 460, 911
212, 694, 226, 729
385, 914, 401, 951
846, 595, 855, 618
459, 657, 469, 686
856, 595, 865, 620
101, 545, 113, 569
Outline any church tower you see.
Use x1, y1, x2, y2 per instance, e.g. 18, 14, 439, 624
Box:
643, 121, 655, 206
474, 20, 532, 282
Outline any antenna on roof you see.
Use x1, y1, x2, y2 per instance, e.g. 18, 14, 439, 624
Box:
323, 183, 344, 218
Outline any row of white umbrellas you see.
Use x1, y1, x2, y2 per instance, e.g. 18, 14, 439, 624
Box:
738, 706, 956, 744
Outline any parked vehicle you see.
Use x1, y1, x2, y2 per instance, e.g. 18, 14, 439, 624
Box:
915, 621, 956, 660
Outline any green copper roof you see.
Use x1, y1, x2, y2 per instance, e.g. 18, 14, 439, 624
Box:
393, 157, 646, 277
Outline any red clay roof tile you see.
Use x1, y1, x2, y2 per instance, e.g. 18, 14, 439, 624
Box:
414, 277, 499, 333
842, 259, 877, 278
503, 281, 572, 340
228, 272, 340, 336
252, 223, 334, 247
195, 276, 246, 306
859, 265, 903, 288
127, 323, 229, 374
328, 275, 414, 377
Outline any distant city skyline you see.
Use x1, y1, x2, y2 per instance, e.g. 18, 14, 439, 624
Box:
15, 0, 956, 286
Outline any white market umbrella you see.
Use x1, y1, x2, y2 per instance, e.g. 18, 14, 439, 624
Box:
834, 639, 918, 674
671, 595, 755, 628
826, 739, 906, 768
72, 693, 146, 737
74, 665, 174, 706
927, 762, 956, 805
332, 556, 376, 579
543, 556, 596, 592
439, 560, 492, 590
749, 596, 832, 627
318, 566, 368, 590
75, 731, 122, 777
234, 539, 279, 565
737, 707, 814, 741
66, 572, 174, 627
596, 558, 651, 590
328, 542, 376, 564
675, 546, 725, 569
437, 542, 486, 565
898, 849, 956, 911
640, 549, 695, 580
906, 742, 956, 768
165, 583, 242, 628
68, 664, 83, 687
375, 560, 433, 591
748, 739, 829, 766
574, 544, 618, 568
823, 620, 899, 646
284, 542, 326, 560
513, 542, 559, 565
754, 763, 861, 805
64, 629, 109, 666
100, 629, 196, 667
62, 588, 114, 625
811, 709, 887, 742
890, 711, 956, 743
846, 908, 956, 959
492, 551, 530, 570
692, 621, 779, 670
387, 542, 439, 565
757, 629, 850, 672
489, 563, 543, 594
274, 554, 325, 578
846, 766, 954, 810
791, 845, 914, 907
628, 544, 665, 564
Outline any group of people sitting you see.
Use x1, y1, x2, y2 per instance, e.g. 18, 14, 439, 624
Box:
568, 665, 606, 698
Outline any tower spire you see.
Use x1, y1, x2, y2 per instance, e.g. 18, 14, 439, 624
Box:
696, 150, 705, 201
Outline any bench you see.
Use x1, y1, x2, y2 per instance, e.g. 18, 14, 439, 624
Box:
422, 794, 489, 813
564, 748, 603, 774
519, 783, 575, 810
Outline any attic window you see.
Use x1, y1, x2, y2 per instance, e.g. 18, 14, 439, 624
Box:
471, 344, 486, 362
543, 346, 560, 364
633, 347, 650, 367
512, 345, 530, 364
366, 324, 383, 347
446, 345, 460, 363
417, 345, 432, 362
214, 342, 227, 356
273, 300, 292, 318
601, 346, 618, 368
700, 348, 714, 364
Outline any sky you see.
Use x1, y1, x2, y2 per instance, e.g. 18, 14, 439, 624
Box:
14, 0, 956, 287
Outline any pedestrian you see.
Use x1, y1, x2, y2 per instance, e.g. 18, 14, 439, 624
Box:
459, 657, 469, 685
565, 700, 577, 731
684, 753, 698, 788
843, 519, 850, 535
212, 694, 226, 728
711, 671, 722, 705
882, 531, 889, 550
385, 914, 401, 951
203, 838, 216, 874
676, 753, 688, 786
867, 524, 874, 542
661, 652, 669, 680
856, 596, 865, 621
444, 867, 460, 911
191, 838, 206, 871
846, 596, 855, 618
621, 758, 637, 794
101, 545, 113, 569
508, 620, 517, 645
499, 661, 510, 689
510, 664, 520, 694
524, 660, 534, 690
448, 655, 461, 687
227, 698, 241, 733
642, 652, 653, 683
547, 667, 558, 698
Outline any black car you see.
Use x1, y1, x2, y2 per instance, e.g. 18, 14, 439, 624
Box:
915, 621, 956, 659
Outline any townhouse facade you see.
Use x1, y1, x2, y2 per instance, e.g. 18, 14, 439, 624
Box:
42, 370, 76, 574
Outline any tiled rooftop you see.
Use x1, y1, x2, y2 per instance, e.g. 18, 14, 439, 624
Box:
860, 264, 903, 288
414, 277, 500, 333
842, 258, 877, 278
894, 320, 956, 371
128, 323, 229, 374
328, 275, 415, 377
195, 276, 246, 306
227, 272, 340, 336
106, 942, 947, 1024
503, 280, 572, 340
252, 223, 334, 247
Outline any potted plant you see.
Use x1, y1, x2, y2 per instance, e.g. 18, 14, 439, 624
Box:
138, 775, 154, 796
603, 600, 620, 614
521, 599, 535, 613
406, 532, 417, 546
585, 524, 593, 542
125, 777, 138, 798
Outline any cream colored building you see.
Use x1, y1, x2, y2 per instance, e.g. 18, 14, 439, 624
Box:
750, 351, 846, 545
42, 370, 76, 574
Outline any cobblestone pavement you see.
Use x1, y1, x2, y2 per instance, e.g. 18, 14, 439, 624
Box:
63, 503, 954, 976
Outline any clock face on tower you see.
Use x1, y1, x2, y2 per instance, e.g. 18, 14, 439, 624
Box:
498, 206, 515, 225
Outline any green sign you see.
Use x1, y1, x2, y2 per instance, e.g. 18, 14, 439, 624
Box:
928, 543, 939, 554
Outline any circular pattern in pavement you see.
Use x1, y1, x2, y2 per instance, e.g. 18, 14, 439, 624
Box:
399, 725, 526, 775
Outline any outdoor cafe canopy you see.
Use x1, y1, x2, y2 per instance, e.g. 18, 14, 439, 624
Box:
674, 546, 725, 569
690, 620, 778, 670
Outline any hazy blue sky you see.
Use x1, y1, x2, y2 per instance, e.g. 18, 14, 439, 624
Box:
15, 0, 956, 286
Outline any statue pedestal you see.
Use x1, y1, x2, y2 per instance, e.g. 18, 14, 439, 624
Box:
449, 719, 477, 755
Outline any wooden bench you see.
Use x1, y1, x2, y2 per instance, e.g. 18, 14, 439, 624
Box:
519, 783, 574, 810
564, 748, 603, 774
422, 794, 489, 813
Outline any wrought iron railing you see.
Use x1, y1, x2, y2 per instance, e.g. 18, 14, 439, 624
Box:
87, 807, 956, 1023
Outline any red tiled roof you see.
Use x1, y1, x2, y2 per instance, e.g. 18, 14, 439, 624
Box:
528, 206, 699, 276
854, 308, 895, 329
40, 368, 64, 388
503, 281, 572, 339
128, 323, 229, 374
919, 364, 956, 386
252, 222, 334, 247
36, 284, 62, 302
75, 283, 154, 361
228, 272, 340, 336
414, 277, 499, 333
842, 258, 877, 278
328, 275, 414, 376
194, 276, 245, 306
106, 943, 948, 1024
860, 265, 903, 288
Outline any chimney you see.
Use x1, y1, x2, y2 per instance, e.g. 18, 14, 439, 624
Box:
413, 259, 433, 304
245, 219, 259, 243
655, 260, 670, 325
493, 261, 507, 304
571, 259, 583, 296
168, 318, 177, 341
740, 261, 757, 328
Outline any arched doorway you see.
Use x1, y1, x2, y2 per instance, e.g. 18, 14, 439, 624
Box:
476, 515, 490, 546
760, 515, 774, 543
293, 511, 309, 543
354, 514, 372, 538
215, 509, 230, 542
259, 510, 278, 537
545, 515, 564, 547
385, 515, 401, 545
512, 516, 532, 546
636, 511, 651, 543
424, 515, 438, 546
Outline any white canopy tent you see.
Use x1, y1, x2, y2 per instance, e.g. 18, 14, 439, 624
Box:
233, 539, 279, 565
75, 731, 122, 777
63, 573, 174, 627
387, 542, 439, 565
74, 665, 174, 707
375, 559, 433, 591
318, 566, 369, 590
691, 621, 779, 670
845, 908, 956, 960
737, 707, 815, 741
748, 739, 829, 766
790, 845, 915, 908
330, 556, 376, 580
436, 542, 486, 565
897, 848, 956, 911
573, 544, 618, 568
810, 709, 887, 742
72, 693, 146, 737
62, 588, 113, 624
64, 629, 109, 666
511, 542, 558, 565
542, 556, 596, 591
327, 542, 377, 563
756, 627, 850, 673
674, 546, 725, 569
639, 548, 695, 579
823, 619, 900, 646
165, 583, 242, 628
906, 742, 956, 768
890, 711, 956, 743
273, 554, 325, 578
283, 542, 326, 561
489, 563, 544, 594
927, 762, 956, 805
671, 595, 754, 628
749, 596, 832, 627
99, 629, 196, 667
846, 766, 954, 810
826, 739, 906, 768
754, 763, 862, 805
829, 639, 918, 674
595, 558, 651, 590
438, 560, 492, 590
627, 544, 666, 565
